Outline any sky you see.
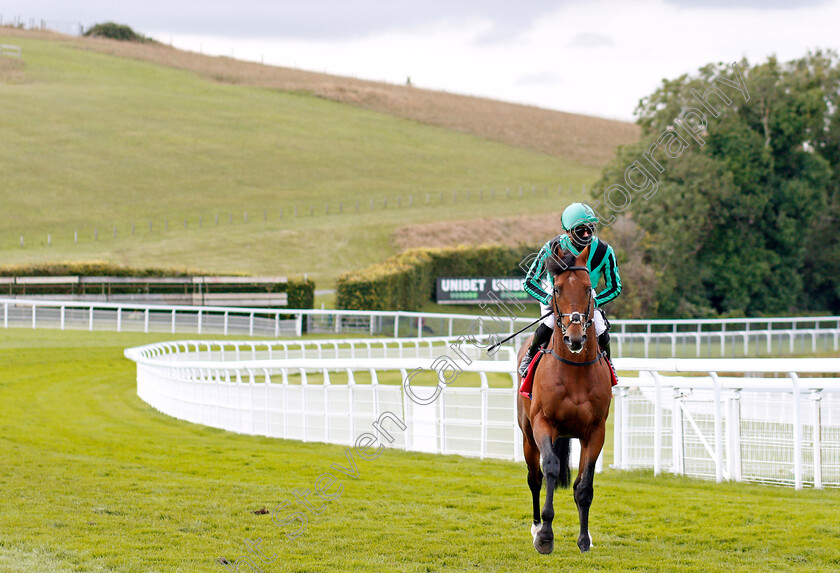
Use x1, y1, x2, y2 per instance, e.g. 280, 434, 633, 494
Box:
6, 0, 840, 121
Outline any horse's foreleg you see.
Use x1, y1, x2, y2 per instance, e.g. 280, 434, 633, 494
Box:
523, 433, 542, 537
531, 415, 557, 555
574, 425, 606, 553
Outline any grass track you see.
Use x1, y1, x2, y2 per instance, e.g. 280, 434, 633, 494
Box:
2, 328, 840, 572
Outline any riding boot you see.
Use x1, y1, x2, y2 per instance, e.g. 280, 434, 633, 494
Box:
518, 323, 553, 378
598, 331, 611, 360
598, 331, 618, 385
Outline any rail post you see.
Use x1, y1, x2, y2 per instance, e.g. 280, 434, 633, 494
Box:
479, 371, 488, 459
263, 369, 271, 438
726, 389, 742, 482
790, 372, 803, 490
671, 386, 684, 475
811, 390, 822, 489
709, 372, 724, 483
301, 367, 308, 442
652, 372, 663, 476
323, 368, 331, 442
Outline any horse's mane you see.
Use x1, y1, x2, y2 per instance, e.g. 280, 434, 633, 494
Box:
546, 249, 577, 277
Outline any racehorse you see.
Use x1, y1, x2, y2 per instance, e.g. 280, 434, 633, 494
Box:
516, 245, 613, 554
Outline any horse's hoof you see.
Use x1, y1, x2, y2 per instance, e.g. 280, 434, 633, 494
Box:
530, 523, 540, 541
577, 533, 593, 552
534, 534, 554, 555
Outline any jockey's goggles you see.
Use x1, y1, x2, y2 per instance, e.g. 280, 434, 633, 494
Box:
571, 223, 596, 243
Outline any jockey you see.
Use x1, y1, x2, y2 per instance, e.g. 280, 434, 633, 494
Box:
519, 202, 622, 378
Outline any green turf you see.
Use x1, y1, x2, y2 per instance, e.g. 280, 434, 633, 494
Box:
0, 35, 598, 286
2, 328, 840, 572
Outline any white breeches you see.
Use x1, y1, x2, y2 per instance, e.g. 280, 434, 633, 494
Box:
542, 290, 607, 336
540, 301, 555, 329
593, 308, 607, 336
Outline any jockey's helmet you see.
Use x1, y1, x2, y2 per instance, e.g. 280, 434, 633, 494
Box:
561, 202, 599, 231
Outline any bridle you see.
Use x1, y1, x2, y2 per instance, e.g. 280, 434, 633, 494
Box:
551, 266, 594, 335
545, 265, 604, 367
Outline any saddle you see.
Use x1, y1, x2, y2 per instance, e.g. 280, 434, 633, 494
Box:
518, 344, 618, 400
518, 344, 546, 399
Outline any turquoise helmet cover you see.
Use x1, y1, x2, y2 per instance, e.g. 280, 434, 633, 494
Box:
561, 202, 599, 231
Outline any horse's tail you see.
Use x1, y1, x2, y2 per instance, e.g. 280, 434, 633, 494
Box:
553, 437, 572, 490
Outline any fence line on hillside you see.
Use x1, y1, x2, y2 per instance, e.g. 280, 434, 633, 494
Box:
2, 298, 839, 358
124, 340, 840, 488
0, 17, 82, 35
1, 183, 581, 250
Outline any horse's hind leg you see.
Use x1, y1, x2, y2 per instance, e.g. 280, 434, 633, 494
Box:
523, 431, 542, 538
574, 424, 606, 553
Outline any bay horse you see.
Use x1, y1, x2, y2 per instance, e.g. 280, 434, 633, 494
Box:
516, 245, 612, 554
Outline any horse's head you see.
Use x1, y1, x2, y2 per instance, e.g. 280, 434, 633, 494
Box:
546, 246, 593, 353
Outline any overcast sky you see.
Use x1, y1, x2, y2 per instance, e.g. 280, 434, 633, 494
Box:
7, 0, 840, 120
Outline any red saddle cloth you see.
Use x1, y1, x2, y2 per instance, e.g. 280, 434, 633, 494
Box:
519, 348, 618, 399
518, 349, 544, 399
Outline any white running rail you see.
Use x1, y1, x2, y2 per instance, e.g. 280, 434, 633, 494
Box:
4, 298, 840, 358
0, 44, 21, 57
125, 339, 840, 487
124, 337, 539, 465
612, 358, 840, 489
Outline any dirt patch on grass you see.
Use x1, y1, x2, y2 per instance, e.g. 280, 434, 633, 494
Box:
0, 55, 27, 84
392, 212, 564, 251
6, 29, 639, 167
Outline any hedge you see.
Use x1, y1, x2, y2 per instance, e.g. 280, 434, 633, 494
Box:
83, 22, 153, 43
336, 245, 539, 311
0, 262, 315, 309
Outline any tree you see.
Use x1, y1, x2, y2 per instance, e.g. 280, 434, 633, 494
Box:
83, 22, 152, 43
591, 52, 840, 317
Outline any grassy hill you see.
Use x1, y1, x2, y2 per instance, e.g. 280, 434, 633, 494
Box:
0, 30, 634, 287
59, 29, 640, 168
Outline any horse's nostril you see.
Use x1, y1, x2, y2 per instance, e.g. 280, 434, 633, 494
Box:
581, 335, 587, 345
563, 336, 570, 345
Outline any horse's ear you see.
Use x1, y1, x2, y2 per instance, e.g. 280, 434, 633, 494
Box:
575, 245, 591, 266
